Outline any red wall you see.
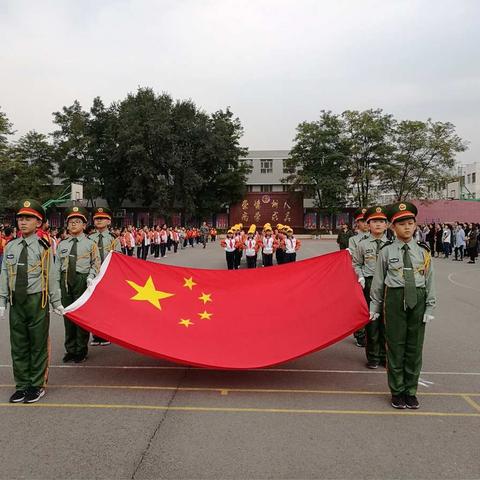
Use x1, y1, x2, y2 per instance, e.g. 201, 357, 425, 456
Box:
413, 199, 480, 223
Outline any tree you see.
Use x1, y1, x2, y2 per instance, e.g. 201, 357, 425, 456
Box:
342, 109, 394, 206
377, 119, 467, 201
284, 111, 350, 214
0, 131, 56, 207
52, 100, 101, 206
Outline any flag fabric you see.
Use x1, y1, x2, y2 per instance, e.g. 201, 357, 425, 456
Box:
65, 250, 368, 369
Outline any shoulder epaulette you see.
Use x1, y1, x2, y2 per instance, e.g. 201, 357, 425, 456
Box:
38, 237, 51, 250
417, 241, 430, 252
380, 240, 393, 250
358, 236, 369, 243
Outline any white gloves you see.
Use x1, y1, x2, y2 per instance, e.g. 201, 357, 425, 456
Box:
358, 277, 366, 289
369, 312, 380, 322
423, 314, 434, 324
87, 278, 94, 287
0, 307, 5, 319
346, 248, 352, 256
53, 306, 65, 316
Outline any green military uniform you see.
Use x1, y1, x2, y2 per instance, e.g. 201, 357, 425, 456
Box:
88, 207, 121, 345
0, 200, 62, 403
352, 206, 389, 367
89, 207, 122, 263
55, 207, 100, 361
370, 202, 436, 406
349, 207, 369, 346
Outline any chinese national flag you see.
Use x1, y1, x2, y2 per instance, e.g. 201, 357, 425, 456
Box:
65, 250, 368, 369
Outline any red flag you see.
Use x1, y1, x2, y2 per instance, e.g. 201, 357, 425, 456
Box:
65, 250, 368, 369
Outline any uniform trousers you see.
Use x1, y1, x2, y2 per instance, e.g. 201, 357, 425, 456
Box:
9, 292, 49, 389
384, 286, 426, 396
61, 272, 90, 359
363, 277, 386, 364
225, 251, 235, 270
246, 255, 257, 268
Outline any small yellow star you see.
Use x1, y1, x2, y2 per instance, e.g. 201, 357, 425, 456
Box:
198, 310, 213, 320
183, 277, 197, 290
126, 276, 174, 310
198, 292, 212, 304
179, 319, 194, 328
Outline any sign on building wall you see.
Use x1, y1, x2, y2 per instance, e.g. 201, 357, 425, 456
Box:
230, 192, 303, 228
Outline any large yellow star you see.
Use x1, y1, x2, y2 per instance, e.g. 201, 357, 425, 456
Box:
198, 310, 213, 320
183, 277, 197, 290
179, 319, 194, 328
126, 276, 174, 310
198, 292, 212, 304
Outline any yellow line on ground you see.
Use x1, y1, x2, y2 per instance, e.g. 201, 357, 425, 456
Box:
0, 384, 478, 397
462, 395, 480, 413
0, 402, 479, 417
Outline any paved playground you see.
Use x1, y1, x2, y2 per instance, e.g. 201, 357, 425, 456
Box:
0, 240, 478, 479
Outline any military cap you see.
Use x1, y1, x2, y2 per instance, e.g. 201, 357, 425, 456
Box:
387, 201, 418, 223
364, 205, 388, 222
65, 206, 88, 223
16, 199, 46, 221
353, 207, 368, 222
92, 206, 113, 220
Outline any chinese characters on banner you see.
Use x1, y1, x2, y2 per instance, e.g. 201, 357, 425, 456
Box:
230, 193, 303, 228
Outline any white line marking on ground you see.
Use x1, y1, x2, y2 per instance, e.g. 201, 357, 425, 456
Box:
0, 365, 479, 375
447, 272, 480, 292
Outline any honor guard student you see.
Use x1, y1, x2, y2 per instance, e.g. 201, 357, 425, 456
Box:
0, 200, 63, 404
55, 206, 100, 364
370, 202, 436, 410
88, 206, 121, 346
349, 207, 369, 348
352, 205, 389, 369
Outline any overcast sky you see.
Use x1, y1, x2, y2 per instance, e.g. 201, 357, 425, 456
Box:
1, 0, 478, 163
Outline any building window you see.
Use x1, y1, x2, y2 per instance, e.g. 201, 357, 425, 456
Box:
246, 185, 254, 192
467, 174, 471, 184
260, 159, 273, 174
260, 185, 273, 192
472, 173, 476, 183
282, 185, 290, 192
283, 159, 294, 174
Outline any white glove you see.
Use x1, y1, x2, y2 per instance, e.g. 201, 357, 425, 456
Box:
369, 312, 380, 322
423, 314, 434, 324
87, 278, 94, 287
358, 277, 365, 289
0, 307, 5, 319
346, 248, 352, 256
53, 306, 65, 316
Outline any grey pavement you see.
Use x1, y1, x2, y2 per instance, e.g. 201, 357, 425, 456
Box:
0, 239, 479, 479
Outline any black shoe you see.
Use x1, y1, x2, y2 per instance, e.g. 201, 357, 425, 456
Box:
90, 339, 100, 346
9, 390, 25, 403
391, 395, 406, 409
24, 387, 45, 404
355, 337, 367, 348
366, 360, 379, 369
467, 261, 475, 264
63, 353, 76, 363
74, 354, 88, 363
405, 395, 420, 409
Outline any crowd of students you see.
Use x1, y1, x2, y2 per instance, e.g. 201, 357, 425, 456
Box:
0, 222, 218, 267
220, 222, 301, 269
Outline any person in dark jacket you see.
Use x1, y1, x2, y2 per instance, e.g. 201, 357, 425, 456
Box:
336, 224, 353, 250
